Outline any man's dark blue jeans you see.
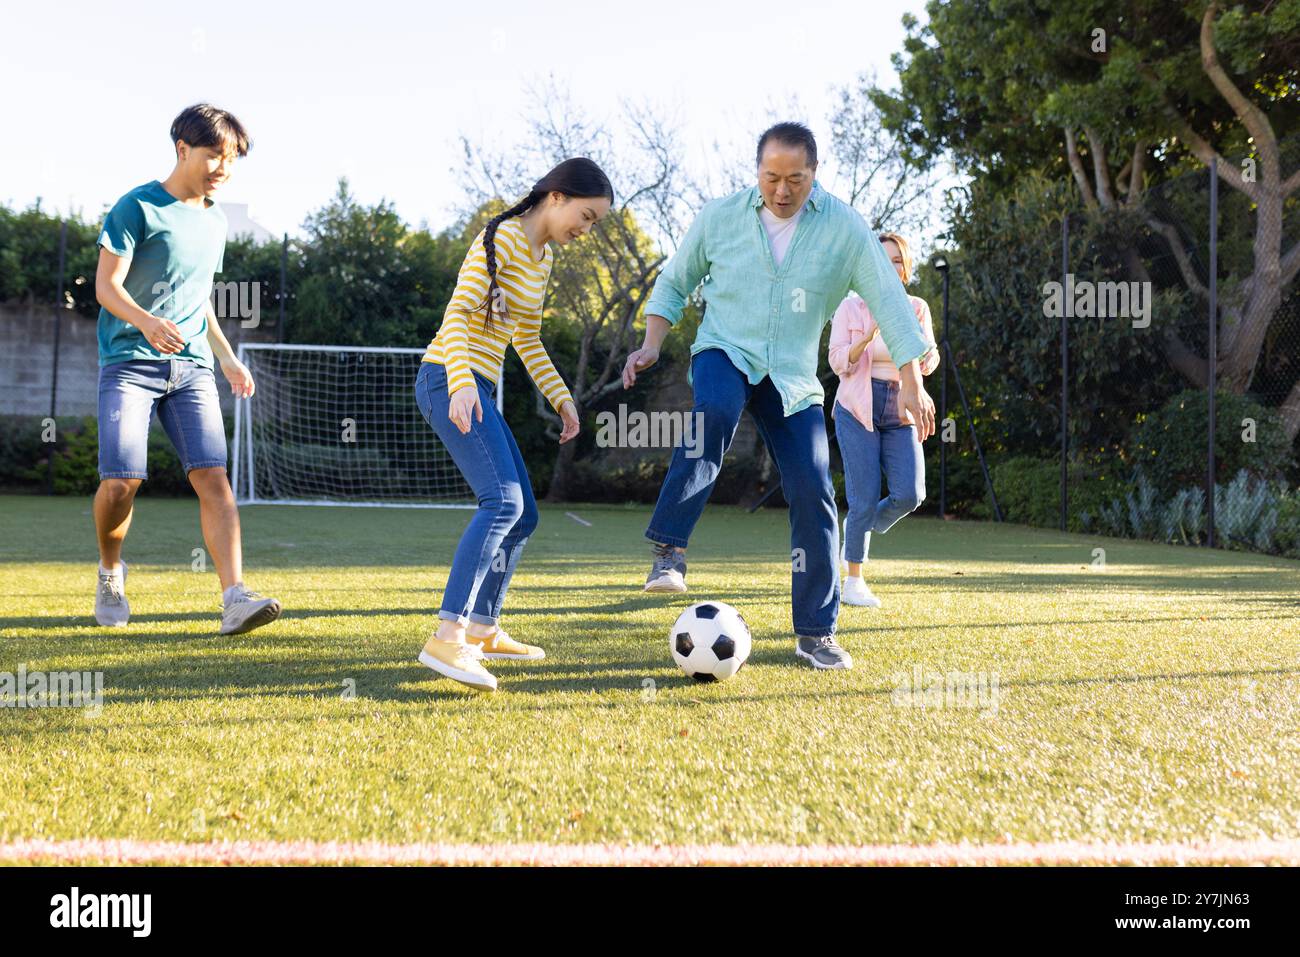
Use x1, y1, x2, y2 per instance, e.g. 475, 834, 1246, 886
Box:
645, 348, 839, 638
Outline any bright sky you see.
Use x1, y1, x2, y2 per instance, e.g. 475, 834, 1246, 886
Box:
0, 0, 932, 239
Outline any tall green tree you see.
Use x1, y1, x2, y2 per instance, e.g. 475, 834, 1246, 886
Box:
0, 201, 101, 316
876, 0, 1300, 437
292, 178, 465, 348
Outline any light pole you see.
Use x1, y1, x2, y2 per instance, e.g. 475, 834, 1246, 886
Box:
933, 255, 949, 518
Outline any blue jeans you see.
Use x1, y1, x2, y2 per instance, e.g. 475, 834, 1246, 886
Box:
415, 360, 538, 626
97, 358, 228, 479
646, 348, 839, 638
833, 377, 926, 564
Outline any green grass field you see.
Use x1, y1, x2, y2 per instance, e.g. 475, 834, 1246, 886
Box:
1, 493, 1298, 855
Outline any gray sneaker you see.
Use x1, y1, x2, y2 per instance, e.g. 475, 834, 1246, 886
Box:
644, 542, 687, 593
796, 635, 853, 670
220, 585, 282, 635
94, 561, 130, 627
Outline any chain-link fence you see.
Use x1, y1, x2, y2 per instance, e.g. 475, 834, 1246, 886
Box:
972, 145, 1294, 556
1076, 158, 1296, 556
929, 148, 1299, 559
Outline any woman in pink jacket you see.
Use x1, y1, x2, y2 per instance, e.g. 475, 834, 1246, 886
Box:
828, 232, 940, 607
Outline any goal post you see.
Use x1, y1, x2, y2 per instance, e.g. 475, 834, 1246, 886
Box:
232, 343, 495, 508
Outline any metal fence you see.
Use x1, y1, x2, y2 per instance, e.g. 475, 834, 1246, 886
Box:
931, 153, 1299, 558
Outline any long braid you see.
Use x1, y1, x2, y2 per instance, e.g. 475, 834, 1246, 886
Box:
480, 191, 543, 331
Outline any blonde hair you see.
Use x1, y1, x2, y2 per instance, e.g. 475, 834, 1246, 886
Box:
878, 231, 913, 284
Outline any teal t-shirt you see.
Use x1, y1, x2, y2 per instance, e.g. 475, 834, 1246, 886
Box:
96, 180, 227, 369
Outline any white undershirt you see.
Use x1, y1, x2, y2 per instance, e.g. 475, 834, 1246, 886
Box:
758, 200, 806, 267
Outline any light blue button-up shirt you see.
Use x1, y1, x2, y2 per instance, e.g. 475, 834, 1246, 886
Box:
644, 181, 929, 416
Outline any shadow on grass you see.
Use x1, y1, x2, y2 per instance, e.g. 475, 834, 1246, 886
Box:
835, 609, 1300, 635
8, 662, 1298, 733
0, 653, 676, 709
4, 627, 1296, 724
5, 592, 1295, 641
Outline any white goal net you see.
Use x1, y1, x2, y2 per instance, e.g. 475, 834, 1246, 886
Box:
232, 343, 493, 507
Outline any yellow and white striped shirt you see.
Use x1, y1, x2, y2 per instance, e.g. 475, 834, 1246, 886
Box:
423, 218, 573, 413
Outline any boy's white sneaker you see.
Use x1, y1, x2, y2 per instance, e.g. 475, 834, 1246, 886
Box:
94, 561, 130, 627
220, 584, 282, 635
841, 576, 882, 608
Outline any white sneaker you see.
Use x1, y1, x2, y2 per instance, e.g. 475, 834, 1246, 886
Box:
220, 584, 282, 635
94, 561, 130, 627
841, 576, 881, 608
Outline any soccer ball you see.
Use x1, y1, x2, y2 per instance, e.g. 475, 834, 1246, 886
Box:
670, 602, 752, 682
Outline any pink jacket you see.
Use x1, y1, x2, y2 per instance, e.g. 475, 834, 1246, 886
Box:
828, 293, 939, 431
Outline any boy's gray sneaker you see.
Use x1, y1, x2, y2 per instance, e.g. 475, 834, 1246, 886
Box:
94, 561, 130, 627
796, 635, 853, 670
644, 543, 687, 593
220, 585, 282, 635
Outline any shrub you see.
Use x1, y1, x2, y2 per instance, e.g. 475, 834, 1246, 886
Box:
1127, 389, 1293, 498
1214, 470, 1281, 552
49, 417, 101, 494
3, 413, 217, 497
1274, 489, 1300, 558
0, 415, 61, 489
922, 444, 994, 519
990, 456, 1059, 528
566, 457, 669, 504
1082, 466, 1298, 557
988, 455, 1124, 532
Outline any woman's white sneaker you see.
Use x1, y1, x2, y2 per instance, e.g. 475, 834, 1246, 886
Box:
94, 561, 130, 627
841, 576, 882, 608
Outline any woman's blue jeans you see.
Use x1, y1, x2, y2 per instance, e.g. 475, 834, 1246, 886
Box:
415, 361, 538, 626
833, 377, 926, 565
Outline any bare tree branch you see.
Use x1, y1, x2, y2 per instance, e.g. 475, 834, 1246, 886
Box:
1065, 128, 1098, 209
1145, 215, 1209, 301
1198, 2, 1278, 178
1282, 240, 1300, 289
1279, 376, 1300, 442
1083, 127, 1116, 209
1126, 139, 1147, 204
829, 72, 941, 238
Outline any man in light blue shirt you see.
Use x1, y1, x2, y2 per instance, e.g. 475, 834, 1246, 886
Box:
622, 122, 937, 670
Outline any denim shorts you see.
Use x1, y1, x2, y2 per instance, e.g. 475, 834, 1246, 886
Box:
98, 358, 228, 479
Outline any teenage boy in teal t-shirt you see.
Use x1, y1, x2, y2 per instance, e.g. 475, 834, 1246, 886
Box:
92, 103, 281, 636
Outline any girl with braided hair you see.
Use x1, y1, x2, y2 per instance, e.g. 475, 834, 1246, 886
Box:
415, 157, 613, 691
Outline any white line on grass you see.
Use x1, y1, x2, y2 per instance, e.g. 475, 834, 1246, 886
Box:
2, 838, 1297, 866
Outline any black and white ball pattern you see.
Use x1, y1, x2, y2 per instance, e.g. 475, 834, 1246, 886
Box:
670, 602, 752, 682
